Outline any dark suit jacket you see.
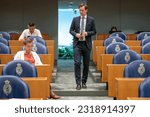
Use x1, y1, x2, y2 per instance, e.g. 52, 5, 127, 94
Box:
69, 16, 96, 49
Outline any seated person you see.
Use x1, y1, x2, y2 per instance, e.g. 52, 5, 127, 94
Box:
109, 26, 118, 34
14, 39, 60, 99
19, 22, 42, 41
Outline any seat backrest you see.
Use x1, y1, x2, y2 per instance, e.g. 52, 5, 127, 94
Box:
2, 60, 37, 77
137, 32, 150, 40
32, 42, 48, 54
124, 60, 150, 78
29, 36, 46, 45
142, 36, 150, 46
0, 37, 9, 45
142, 42, 150, 54
139, 77, 150, 97
113, 50, 142, 64
0, 42, 10, 54
8, 31, 19, 35
0, 75, 30, 98
104, 36, 124, 46
0, 32, 10, 40
106, 42, 129, 54
109, 32, 127, 40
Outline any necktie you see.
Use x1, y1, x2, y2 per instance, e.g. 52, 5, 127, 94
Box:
80, 16, 85, 34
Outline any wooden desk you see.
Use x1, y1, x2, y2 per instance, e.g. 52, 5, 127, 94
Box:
129, 46, 141, 54
92, 40, 104, 64
97, 34, 109, 40
96, 34, 137, 40
22, 77, 50, 99
9, 40, 55, 47
101, 54, 113, 82
10, 33, 51, 40
10, 34, 20, 40
126, 34, 137, 40
0, 54, 52, 64
10, 46, 54, 54
107, 64, 126, 97
0, 64, 52, 83
125, 40, 141, 46
116, 78, 144, 100
141, 54, 150, 61
96, 46, 105, 70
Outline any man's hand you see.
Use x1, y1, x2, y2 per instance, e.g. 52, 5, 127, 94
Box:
81, 32, 88, 37
76, 33, 82, 39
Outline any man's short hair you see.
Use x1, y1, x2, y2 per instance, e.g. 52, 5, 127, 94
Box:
79, 3, 88, 10
23, 39, 33, 45
28, 22, 35, 27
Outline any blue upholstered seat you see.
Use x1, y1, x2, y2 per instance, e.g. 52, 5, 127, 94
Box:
142, 42, 150, 54
113, 50, 141, 64
0, 75, 30, 98
29, 36, 46, 45
2, 60, 37, 77
141, 36, 150, 46
32, 42, 48, 54
0, 32, 10, 40
106, 42, 129, 54
124, 60, 150, 78
0, 37, 9, 46
0, 42, 10, 54
104, 36, 124, 46
137, 32, 150, 40
109, 32, 127, 40
139, 77, 150, 97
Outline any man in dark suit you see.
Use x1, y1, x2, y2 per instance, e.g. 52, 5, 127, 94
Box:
70, 3, 96, 90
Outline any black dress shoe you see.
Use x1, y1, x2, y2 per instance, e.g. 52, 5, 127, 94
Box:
76, 85, 81, 90
82, 83, 87, 89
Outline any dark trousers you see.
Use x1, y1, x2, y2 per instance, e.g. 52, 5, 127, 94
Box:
74, 41, 91, 85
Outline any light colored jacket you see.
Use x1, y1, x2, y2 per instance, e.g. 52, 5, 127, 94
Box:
14, 51, 42, 65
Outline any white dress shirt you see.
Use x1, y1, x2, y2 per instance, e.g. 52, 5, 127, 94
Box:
19, 29, 42, 40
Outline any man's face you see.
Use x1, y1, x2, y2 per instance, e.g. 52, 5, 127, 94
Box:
28, 26, 35, 34
79, 6, 87, 16
24, 42, 33, 53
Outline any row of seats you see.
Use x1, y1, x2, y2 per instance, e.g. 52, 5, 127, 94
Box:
97, 32, 150, 40
0, 42, 48, 54
96, 48, 150, 99
0, 60, 51, 99
0, 31, 51, 40
0, 36, 46, 46
0, 31, 54, 99
99, 49, 147, 82
110, 32, 150, 40
95, 42, 150, 71
92, 32, 150, 99
93, 44, 150, 99
106, 42, 150, 54
0, 33, 55, 70
108, 60, 150, 99
104, 36, 150, 47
